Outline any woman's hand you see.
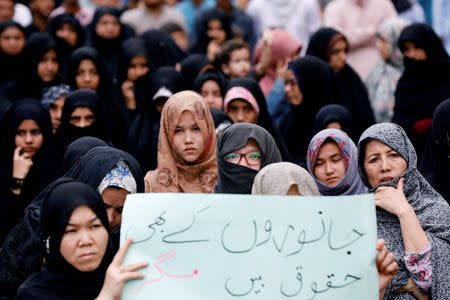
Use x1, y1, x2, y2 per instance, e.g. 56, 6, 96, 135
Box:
207, 40, 221, 61
376, 239, 398, 299
97, 238, 149, 300
12, 147, 33, 179
374, 178, 412, 217
121, 80, 136, 110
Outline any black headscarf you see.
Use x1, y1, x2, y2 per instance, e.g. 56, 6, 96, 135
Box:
214, 123, 282, 194
0, 32, 61, 101
393, 23, 450, 161
314, 104, 354, 142
419, 99, 450, 203
279, 56, 342, 166
392, 0, 412, 13
0, 21, 26, 86
127, 66, 184, 173
47, 13, 85, 81
306, 27, 375, 138
0, 147, 144, 298
209, 108, 233, 134
140, 29, 186, 72
60, 136, 109, 175
179, 54, 212, 90
16, 179, 115, 300
193, 68, 228, 101
117, 37, 150, 85
191, 8, 233, 55
0, 98, 52, 244
357, 123, 450, 299
68, 46, 131, 149
86, 6, 133, 80
224, 77, 289, 160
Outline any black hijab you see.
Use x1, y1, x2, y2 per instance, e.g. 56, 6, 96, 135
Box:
0, 21, 26, 86
127, 66, 184, 173
306, 27, 375, 138
179, 54, 212, 90
0, 147, 144, 298
68, 46, 131, 149
392, 0, 412, 14
419, 99, 450, 203
393, 23, 450, 161
16, 180, 114, 300
47, 13, 85, 81
279, 56, 342, 166
314, 104, 355, 142
214, 123, 282, 194
0, 32, 61, 101
193, 68, 228, 101
86, 6, 132, 80
224, 77, 289, 160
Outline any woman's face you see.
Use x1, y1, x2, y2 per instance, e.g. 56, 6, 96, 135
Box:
376, 37, 390, 61
403, 41, 427, 61
15, 119, 44, 157
224, 138, 262, 171
227, 99, 257, 124
172, 111, 206, 163
363, 139, 408, 188
76, 59, 100, 90
328, 39, 348, 73
0, 26, 25, 56
207, 18, 226, 45
37, 49, 59, 82
127, 55, 149, 82
201, 80, 223, 110
69, 107, 95, 127
56, 23, 78, 47
49, 95, 65, 133
95, 13, 120, 40
284, 70, 303, 106
313, 141, 346, 187
59, 205, 109, 272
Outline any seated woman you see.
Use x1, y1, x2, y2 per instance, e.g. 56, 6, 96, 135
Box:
252, 162, 319, 196
16, 180, 147, 299
358, 123, 450, 299
215, 123, 282, 194
307, 128, 367, 196
144, 91, 218, 193
314, 104, 355, 142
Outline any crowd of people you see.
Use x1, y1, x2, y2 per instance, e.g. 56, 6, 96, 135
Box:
0, 0, 449, 299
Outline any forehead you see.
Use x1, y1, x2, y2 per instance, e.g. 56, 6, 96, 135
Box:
317, 140, 341, 157
18, 119, 40, 130
236, 138, 260, 152
68, 205, 97, 223
229, 99, 250, 108
72, 106, 94, 115
365, 139, 393, 154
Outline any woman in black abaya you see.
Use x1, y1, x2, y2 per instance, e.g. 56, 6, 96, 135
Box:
0, 21, 26, 86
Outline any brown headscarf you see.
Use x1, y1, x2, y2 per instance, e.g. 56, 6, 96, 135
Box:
144, 91, 218, 193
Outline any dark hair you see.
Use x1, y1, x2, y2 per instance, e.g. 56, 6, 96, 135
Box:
215, 39, 250, 66
161, 22, 185, 34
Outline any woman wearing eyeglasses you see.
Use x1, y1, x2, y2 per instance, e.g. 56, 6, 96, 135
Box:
144, 91, 218, 193
214, 123, 282, 194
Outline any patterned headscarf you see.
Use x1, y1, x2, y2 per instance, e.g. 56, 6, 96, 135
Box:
97, 161, 137, 195
306, 129, 367, 195
41, 84, 70, 107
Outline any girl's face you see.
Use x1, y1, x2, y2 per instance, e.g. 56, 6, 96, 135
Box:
403, 41, 427, 61
376, 37, 391, 61
363, 139, 407, 188
207, 19, 226, 45
0, 26, 25, 56
15, 119, 44, 157
76, 59, 100, 91
172, 111, 206, 163
313, 140, 346, 187
37, 49, 59, 82
49, 95, 65, 133
284, 70, 303, 106
127, 55, 149, 82
328, 39, 348, 73
200, 80, 223, 110
69, 107, 95, 128
224, 138, 262, 171
59, 205, 109, 272
95, 13, 120, 40
56, 23, 78, 47
227, 99, 257, 124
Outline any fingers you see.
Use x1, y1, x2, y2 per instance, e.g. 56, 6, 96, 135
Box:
379, 252, 395, 271
376, 239, 385, 251
113, 237, 133, 265
397, 177, 404, 192
376, 245, 388, 268
123, 261, 149, 273
121, 272, 145, 281
14, 147, 22, 159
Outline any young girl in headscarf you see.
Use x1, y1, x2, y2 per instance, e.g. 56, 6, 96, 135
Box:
0, 21, 26, 86
358, 123, 450, 299
314, 104, 355, 142
306, 128, 367, 196
367, 18, 410, 123
214, 123, 282, 194
0, 99, 52, 244
144, 91, 218, 193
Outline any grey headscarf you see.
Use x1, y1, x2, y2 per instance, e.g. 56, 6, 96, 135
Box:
358, 123, 450, 299
214, 123, 282, 194
252, 162, 319, 196
307, 129, 367, 195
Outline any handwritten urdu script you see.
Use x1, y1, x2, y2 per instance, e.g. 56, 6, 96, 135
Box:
120, 193, 378, 300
